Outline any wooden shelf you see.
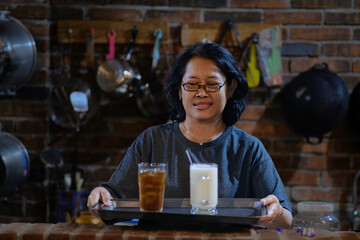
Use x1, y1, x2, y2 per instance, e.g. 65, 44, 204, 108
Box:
181, 23, 280, 46
57, 20, 170, 44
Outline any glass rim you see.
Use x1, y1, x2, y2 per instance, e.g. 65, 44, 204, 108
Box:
190, 163, 217, 167
138, 162, 167, 167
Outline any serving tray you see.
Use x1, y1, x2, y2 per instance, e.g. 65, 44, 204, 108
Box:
91, 198, 268, 228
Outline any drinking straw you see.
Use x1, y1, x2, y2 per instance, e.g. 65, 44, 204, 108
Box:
185, 149, 193, 165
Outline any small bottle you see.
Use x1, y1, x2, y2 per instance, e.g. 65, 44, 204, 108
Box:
292, 202, 339, 232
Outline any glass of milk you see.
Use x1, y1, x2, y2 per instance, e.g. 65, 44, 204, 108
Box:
190, 163, 218, 215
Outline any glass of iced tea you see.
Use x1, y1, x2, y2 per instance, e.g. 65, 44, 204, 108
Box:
138, 162, 167, 212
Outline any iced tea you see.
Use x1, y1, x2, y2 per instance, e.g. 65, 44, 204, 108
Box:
138, 163, 166, 212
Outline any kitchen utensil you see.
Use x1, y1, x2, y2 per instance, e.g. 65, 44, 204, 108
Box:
0, 122, 30, 194
96, 27, 141, 97
135, 29, 167, 119
244, 34, 260, 88
282, 63, 349, 144
0, 10, 37, 95
49, 29, 96, 131
266, 26, 282, 86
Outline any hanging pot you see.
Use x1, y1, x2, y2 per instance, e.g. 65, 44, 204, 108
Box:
282, 63, 349, 144
0, 123, 30, 194
0, 11, 37, 95
96, 26, 141, 97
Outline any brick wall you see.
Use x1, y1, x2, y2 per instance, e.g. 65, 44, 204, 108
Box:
0, 222, 360, 240
0, 0, 359, 230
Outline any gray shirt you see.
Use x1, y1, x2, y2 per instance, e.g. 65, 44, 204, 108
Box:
101, 122, 292, 212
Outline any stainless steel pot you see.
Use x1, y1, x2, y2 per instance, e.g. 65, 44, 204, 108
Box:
0, 11, 37, 95
96, 26, 141, 97
0, 123, 30, 194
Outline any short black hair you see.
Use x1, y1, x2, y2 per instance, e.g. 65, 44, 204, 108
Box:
165, 42, 248, 126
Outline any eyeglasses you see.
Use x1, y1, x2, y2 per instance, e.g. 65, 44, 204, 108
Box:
181, 82, 226, 92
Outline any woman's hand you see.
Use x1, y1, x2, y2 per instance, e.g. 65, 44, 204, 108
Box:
87, 186, 113, 208
259, 194, 292, 229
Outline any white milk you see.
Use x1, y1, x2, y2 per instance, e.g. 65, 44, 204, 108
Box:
190, 163, 218, 214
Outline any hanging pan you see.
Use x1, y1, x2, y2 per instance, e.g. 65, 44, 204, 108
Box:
49, 29, 96, 131
0, 122, 30, 194
96, 26, 141, 98
0, 11, 37, 95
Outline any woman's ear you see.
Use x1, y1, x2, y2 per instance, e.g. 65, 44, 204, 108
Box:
226, 79, 238, 99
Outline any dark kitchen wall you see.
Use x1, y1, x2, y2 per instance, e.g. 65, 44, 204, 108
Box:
1, 0, 360, 229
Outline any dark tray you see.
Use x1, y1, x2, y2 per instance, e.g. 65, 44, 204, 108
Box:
91, 198, 268, 228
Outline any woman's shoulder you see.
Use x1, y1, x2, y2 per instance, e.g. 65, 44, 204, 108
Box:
229, 125, 268, 152
137, 122, 176, 139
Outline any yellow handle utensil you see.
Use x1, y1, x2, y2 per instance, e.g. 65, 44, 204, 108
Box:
246, 43, 260, 88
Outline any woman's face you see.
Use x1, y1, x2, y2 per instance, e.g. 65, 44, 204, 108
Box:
179, 56, 235, 123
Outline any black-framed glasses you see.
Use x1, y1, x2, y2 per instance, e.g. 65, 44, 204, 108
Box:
181, 82, 226, 92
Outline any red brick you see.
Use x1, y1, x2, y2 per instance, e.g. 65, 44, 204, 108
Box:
48, 223, 77, 240
231, 0, 290, 8
239, 106, 265, 121
293, 0, 352, 9
279, 170, 319, 185
341, 75, 360, 89
75, 225, 103, 240
101, 225, 125, 240
22, 223, 53, 240
271, 154, 293, 168
0, 223, 31, 239
50, 6, 84, 20
290, 58, 350, 73
108, 0, 166, 5
14, 119, 47, 134
34, 39, 50, 52
204, 11, 261, 23
37, 52, 51, 68
127, 229, 153, 240
87, 8, 142, 21
145, 10, 200, 23
0, 102, 47, 117
322, 171, 355, 187
325, 12, 360, 25
273, 139, 330, 154
333, 140, 360, 154
291, 28, 350, 41
155, 230, 179, 240
10, 5, 50, 19
24, 22, 49, 37
292, 155, 351, 170
353, 60, 360, 73
235, 122, 280, 137
264, 11, 321, 25
291, 186, 348, 202
169, 1, 226, 8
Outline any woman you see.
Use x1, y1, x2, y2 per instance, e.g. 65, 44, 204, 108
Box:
87, 42, 293, 228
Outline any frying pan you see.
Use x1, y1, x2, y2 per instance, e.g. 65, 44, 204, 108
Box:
0, 122, 30, 194
96, 26, 141, 97
0, 11, 37, 95
135, 29, 168, 119
49, 29, 96, 130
